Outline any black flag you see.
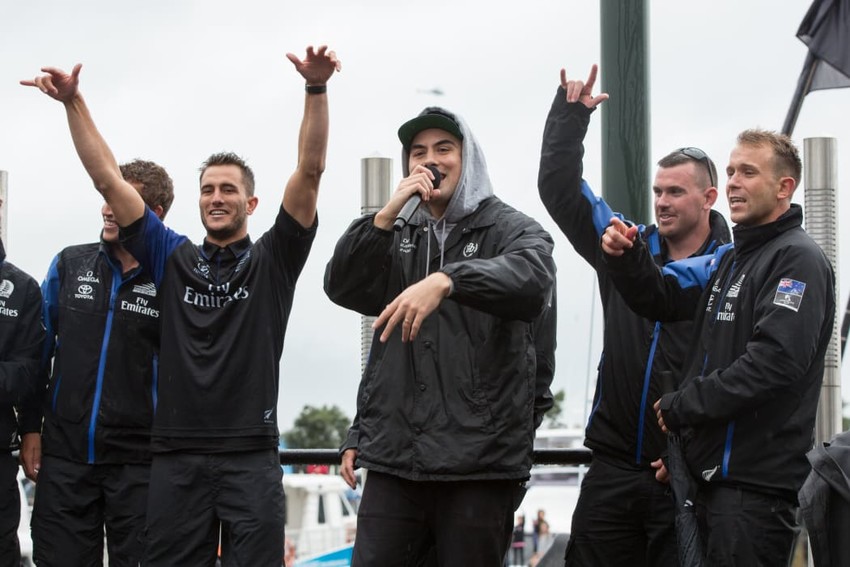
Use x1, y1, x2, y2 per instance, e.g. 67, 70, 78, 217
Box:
782, 0, 850, 135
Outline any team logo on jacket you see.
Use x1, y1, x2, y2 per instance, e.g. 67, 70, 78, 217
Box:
133, 282, 157, 297
462, 242, 479, 258
774, 278, 806, 312
0, 280, 18, 317
75, 284, 95, 301
702, 466, 719, 481
0, 280, 13, 299
726, 274, 746, 298
77, 270, 100, 284
399, 238, 416, 254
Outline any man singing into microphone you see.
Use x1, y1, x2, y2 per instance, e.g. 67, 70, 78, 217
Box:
324, 107, 556, 565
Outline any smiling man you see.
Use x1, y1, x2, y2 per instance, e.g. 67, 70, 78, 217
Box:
325, 107, 556, 566
601, 129, 835, 566
24, 45, 340, 565
537, 65, 730, 567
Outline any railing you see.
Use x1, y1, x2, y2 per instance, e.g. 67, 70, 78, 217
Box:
279, 448, 593, 466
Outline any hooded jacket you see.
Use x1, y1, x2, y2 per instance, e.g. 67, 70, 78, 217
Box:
608, 205, 834, 501
40, 241, 161, 464
325, 107, 556, 481
537, 90, 731, 467
0, 239, 45, 453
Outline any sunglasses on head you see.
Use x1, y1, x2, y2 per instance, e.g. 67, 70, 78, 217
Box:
677, 147, 717, 188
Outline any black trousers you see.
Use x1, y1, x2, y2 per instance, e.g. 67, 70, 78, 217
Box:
697, 484, 798, 567
0, 452, 20, 567
142, 450, 284, 567
564, 456, 677, 567
32, 455, 150, 567
351, 471, 524, 567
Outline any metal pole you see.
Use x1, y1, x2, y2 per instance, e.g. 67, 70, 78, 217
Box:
0, 171, 8, 247
360, 157, 392, 375
599, 0, 651, 224
803, 137, 841, 444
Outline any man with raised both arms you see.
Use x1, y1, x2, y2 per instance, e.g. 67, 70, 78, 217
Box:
24, 45, 340, 565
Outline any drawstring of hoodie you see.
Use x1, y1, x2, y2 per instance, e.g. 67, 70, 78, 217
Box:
425, 218, 450, 276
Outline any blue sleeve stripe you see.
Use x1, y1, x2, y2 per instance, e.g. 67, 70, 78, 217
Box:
581, 180, 621, 237
139, 208, 188, 286
40, 254, 61, 368
660, 243, 732, 290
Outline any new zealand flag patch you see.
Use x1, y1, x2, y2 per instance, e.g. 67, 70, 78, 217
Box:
773, 277, 806, 312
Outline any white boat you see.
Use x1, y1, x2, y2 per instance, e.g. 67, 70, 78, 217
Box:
284, 473, 357, 564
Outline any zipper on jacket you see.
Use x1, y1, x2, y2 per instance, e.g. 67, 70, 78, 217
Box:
636, 321, 662, 464
705, 260, 738, 479
87, 258, 140, 464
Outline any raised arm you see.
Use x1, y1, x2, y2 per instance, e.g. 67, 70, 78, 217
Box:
282, 45, 341, 228
21, 65, 145, 227
538, 65, 613, 266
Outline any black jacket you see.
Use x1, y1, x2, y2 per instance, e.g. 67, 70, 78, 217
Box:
41, 242, 160, 464
799, 430, 850, 567
608, 205, 834, 501
325, 197, 555, 481
0, 240, 45, 453
537, 89, 730, 467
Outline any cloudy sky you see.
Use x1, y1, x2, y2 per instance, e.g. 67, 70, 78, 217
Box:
2, 0, 849, 432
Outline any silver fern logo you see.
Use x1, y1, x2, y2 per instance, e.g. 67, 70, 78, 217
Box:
133, 282, 157, 297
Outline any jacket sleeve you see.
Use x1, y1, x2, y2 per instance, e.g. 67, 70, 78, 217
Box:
324, 214, 396, 317
533, 282, 556, 430
663, 243, 835, 430
538, 87, 619, 267
440, 211, 555, 322
3, 277, 47, 434
604, 235, 722, 322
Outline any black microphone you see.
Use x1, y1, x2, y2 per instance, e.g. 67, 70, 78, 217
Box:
393, 165, 441, 231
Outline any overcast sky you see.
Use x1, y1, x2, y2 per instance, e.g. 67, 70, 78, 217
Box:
2, 0, 849, 432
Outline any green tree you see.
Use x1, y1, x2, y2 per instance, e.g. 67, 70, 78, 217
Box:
282, 404, 351, 449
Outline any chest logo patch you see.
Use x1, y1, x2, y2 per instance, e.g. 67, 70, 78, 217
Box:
133, 282, 157, 297
399, 238, 416, 255
462, 242, 479, 258
774, 278, 806, 312
75, 284, 95, 300
0, 280, 13, 299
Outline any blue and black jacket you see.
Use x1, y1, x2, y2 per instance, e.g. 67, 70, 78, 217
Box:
0, 239, 45, 453
608, 205, 834, 501
537, 89, 731, 468
41, 241, 160, 464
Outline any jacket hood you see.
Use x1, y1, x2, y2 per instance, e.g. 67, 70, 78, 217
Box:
400, 106, 494, 224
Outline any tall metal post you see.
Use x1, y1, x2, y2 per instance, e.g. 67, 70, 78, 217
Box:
0, 171, 8, 247
360, 157, 393, 375
599, 0, 651, 224
803, 137, 842, 444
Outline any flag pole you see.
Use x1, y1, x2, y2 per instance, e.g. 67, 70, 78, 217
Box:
782, 52, 819, 136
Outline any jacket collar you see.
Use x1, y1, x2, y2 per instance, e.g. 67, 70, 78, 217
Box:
200, 234, 252, 261
732, 204, 803, 255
